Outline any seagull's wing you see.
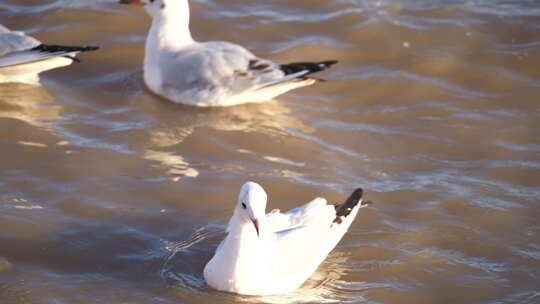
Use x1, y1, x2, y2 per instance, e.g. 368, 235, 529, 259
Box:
264, 197, 338, 280
266, 197, 333, 232
160, 41, 281, 94
268, 207, 336, 281
0, 44, 99, 68
207, 42, 337, 93
0, 24, 99, 68
0, 25, 41, 56
267, 189, 369, 281
159, 41, 336, 102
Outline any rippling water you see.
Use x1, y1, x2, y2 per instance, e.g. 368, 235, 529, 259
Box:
1, 0, 540, 303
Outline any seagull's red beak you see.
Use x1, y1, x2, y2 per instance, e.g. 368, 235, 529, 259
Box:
119, 0, 145, 6
251, 219, 259, 237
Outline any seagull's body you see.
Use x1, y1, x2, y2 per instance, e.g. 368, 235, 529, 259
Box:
203, 182, 372, 295
120, 0, 337, 107
0, 24, 98, 84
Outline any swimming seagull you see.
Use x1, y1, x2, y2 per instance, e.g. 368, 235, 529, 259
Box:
203, 182, 373, 295
119, 0, 338, 107
0, 24, 99, 84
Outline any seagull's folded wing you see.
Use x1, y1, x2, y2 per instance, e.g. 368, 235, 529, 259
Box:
0, 49, 70, 68
269, 221, 335, 282
266, 197, 333, 232
0, 28, 41, 57
264, 198, 337, 279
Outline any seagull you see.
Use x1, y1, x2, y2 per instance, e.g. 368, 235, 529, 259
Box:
203, 182, 373, 295
0, 24, 99, 84
119, 0, 338, 107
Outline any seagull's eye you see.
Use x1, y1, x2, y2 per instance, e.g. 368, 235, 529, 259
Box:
241, 202, 247, 209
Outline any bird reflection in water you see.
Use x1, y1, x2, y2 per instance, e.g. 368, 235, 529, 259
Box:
0, 82, 65, 130
137, 99, 314, 181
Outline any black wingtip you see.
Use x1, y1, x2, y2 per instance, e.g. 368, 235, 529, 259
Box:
32, 44, 100, 53
333, 188, 366, 224
348, 188, 363, 202
319, 60, 338, 68
80, 45, 100, 52
280, 60, 338, 76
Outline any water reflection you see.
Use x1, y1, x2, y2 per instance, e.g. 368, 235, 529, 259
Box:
143, 150, 199, 181
141, 99, 314, 147
135, 98, 314, 181
0, 82, 64, 130
0, 82, 315, 183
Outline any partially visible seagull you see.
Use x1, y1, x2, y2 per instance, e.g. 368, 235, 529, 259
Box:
0, 24, 99, 84
203, 181, 373, 295
119, 0, 338, 107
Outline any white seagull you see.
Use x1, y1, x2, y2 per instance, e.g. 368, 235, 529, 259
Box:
0, 24, 98, 84
203, 182, 373, 295
119, 0, 338, 107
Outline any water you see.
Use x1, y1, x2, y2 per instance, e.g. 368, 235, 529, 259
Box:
1, 0, 539, 303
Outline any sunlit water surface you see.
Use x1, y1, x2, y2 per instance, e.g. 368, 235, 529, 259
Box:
1, 0, 539, 303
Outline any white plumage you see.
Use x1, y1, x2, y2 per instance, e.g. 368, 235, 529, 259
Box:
120, 0, 337, 107
203, 182, 372, 295
0, 24, 98, 84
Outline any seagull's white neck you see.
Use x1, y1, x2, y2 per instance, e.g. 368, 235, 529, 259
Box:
217, 213, 269, 287
204, 183, 273, 293
226, 209, 263, 238
145, 1, 193, 53
143, 1, 193, 90
225, 209, 268, 259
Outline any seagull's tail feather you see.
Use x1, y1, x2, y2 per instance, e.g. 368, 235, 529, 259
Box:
333, 188, 372, 224
279, 60, 338, 78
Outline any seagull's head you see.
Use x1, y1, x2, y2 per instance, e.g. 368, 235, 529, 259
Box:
119, 0, 189, 18
237, 181, 267, 238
